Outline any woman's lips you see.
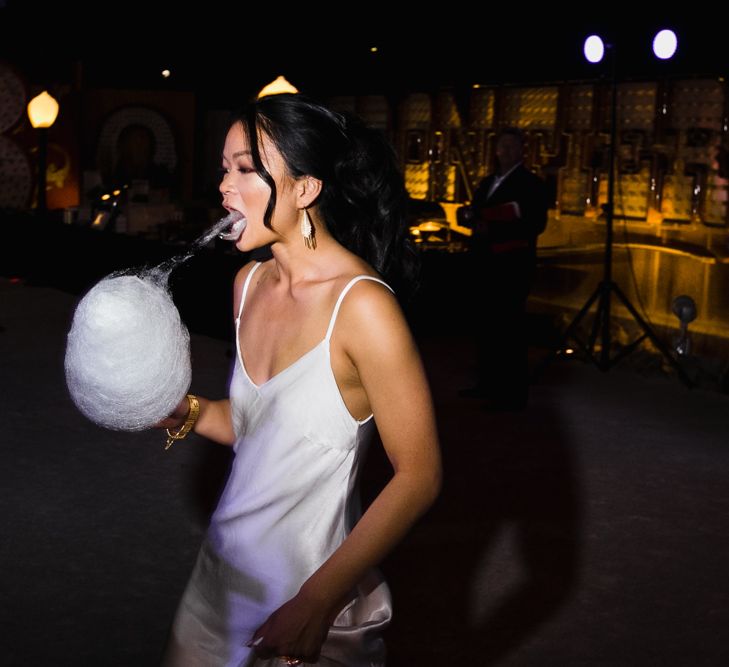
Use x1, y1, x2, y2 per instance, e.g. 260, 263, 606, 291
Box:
218, 210, 247, 241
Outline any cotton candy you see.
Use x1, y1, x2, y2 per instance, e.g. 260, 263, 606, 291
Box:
64, 211, 245, 432
65, 272, 191, 431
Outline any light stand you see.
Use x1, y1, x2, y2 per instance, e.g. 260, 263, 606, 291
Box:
27, 90, 59, 214
36, 127, 49, 212
560, 36, 692, 386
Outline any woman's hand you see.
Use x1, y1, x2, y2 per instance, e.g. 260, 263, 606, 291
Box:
248, 590, 334, 664
154, 396, 235, 446
153, 395, 191, 430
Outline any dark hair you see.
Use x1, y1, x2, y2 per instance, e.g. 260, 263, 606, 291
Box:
497, 126, 525, 146
235, 93, 418, 299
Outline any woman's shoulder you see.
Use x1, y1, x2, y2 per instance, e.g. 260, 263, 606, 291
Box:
332, 261, 399, 325
232, 259, 272, 314
233, 258, 272, 290
330, 266, 411, 360
337, 272, 393, 299
331, 254, 392, 297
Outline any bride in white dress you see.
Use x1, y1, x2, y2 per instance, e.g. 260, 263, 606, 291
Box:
158, 93, 441, 666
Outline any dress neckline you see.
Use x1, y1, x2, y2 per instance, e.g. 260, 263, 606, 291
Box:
233, 262, 392, 421
235, 337, 327, 390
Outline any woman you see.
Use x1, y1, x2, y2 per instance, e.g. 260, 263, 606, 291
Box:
161, 94, 441, 666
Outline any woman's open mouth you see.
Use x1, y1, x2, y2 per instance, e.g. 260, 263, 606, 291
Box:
218, 210, 247, 241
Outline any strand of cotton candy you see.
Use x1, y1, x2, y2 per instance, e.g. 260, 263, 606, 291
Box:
65, 274, 191, 431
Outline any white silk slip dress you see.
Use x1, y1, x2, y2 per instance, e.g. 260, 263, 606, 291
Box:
163, 262, 393, 667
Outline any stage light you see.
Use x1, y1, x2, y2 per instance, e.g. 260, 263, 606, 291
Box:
653, 29, 678, 60
561, 32, 691, 385
583, 35, 605, 63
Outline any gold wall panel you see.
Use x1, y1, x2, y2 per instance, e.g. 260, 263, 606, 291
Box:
668, 79, 724, 131
469, 88, 495, 128
501, 86, 559, 130
565, 85, 594, 131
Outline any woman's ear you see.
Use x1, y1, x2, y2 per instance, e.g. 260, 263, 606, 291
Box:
297, 175, 323, 208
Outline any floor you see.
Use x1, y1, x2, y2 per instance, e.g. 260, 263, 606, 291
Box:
2, 278, 728, 666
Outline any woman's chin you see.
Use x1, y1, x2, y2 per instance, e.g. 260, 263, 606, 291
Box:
235, 233, 258, 253
235, 230, 278, 253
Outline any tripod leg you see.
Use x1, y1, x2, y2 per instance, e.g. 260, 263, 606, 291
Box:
535, 281, 612, 381
561, 284, 602, 354
533, 283, 602, 383
611, 283, 693, 387
586, 286, 609, 357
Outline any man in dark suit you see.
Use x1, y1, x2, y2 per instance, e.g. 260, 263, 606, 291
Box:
459, 127, 548, 410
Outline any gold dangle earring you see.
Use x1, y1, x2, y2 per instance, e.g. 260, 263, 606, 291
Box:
300, 208, 316, 249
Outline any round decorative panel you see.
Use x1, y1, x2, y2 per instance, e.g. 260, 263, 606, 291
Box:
0, 62, 27, 133
0, 135, 33, 209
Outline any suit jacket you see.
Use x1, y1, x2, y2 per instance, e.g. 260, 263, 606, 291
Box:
470, 164, 548, 255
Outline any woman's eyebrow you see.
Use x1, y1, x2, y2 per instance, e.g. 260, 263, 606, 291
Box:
220, 150, 252, 160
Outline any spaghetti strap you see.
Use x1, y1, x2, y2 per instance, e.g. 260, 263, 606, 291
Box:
324, 276, 393, 342
236, 262, 262, 322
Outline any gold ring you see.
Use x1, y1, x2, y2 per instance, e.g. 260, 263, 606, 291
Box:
280, 658, 302, 666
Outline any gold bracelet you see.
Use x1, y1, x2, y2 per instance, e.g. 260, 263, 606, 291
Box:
165, 394, 200, 450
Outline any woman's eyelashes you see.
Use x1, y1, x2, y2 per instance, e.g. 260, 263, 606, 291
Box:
220, 165, 255, 175
219, 164, 256, 174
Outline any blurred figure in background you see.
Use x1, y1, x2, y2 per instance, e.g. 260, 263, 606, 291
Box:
459, 127, 548, 411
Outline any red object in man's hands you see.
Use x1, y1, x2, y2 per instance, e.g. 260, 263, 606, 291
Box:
478, 201, 521, 221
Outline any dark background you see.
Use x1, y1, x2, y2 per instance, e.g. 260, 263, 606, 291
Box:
2, 3, 726, 100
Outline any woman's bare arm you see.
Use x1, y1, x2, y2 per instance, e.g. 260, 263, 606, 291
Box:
300, 281, 441, 604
